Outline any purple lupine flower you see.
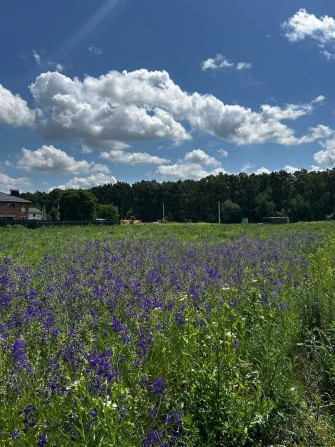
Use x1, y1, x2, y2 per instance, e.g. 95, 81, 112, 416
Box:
67, 328, 76, 338
174, 306, 186, 326
148, 405, 159, 419
110, 317, 122, 333
142, 428, 159, 446
165, 409, 182, 425
0, 293, 10, 306
152, 378, 165, 395
23, 404, 37, 415
37, 433, 47, 446
0, 274, 10, 285
230, 298, 238, 308
12, 339, 29, 369
232, 338, 239, 350
10, 431, 20, 439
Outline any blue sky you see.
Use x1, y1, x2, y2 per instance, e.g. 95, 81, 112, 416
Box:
1, 0, 335, 192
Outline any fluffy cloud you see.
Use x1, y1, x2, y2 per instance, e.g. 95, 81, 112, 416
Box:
183, 148, 221, 166
157, 149, 225, 180
29, 70, 190, 146
17, 145, 110, 174
230, 108, 332, 146
254, 167, 271, 175
201, 54, 252, 72
0, 85, 35, 127
0, 172, 31, 192
313, 138, 335, 168
101, 150, 169, 165
283, 165, 299, 174
282, 9, 335, 44
157, 163, 225, 180
282, 9, 335, 58
0, 69, 331, 148
52, 173, 117, 190
295, 125, 334, 144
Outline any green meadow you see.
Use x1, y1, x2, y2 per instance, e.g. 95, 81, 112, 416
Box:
0, 222, 334, 446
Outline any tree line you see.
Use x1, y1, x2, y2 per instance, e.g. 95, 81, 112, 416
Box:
21, 169, 335, 223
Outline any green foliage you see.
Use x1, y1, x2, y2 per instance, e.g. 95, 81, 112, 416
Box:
18, 167, 335, 223
96, 204, 119, 221
254, 188, 275, 220
59, 189, 97, 220
222, 199, 242, 223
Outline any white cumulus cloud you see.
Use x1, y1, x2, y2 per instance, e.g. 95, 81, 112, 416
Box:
282, 9, 335, 43
183, 149, 221, 166
101, 150, 169, 165
282, 9, 335, 57
157, 149, 225, 180
0, 69, 331, 149
17, 145, 110, 175
0, 172, 32, 192
313, 138, 335, 168
29, 70, 190, 147
283, 165, 299, 174
254, 167, 271, 175
0, 85, 35, 127
52, 173, 117, 190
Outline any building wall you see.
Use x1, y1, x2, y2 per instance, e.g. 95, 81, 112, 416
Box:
28, 212, 43, 220
0, 202, 29, 220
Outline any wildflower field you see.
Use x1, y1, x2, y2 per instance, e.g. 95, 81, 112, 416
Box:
1, 223, 335, 446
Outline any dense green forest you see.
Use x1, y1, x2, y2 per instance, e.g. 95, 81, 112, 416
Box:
21, 169, 335, 222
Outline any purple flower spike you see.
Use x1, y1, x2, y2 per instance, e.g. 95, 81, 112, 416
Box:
10, 431, 20, 439
37, 433, 47, 446
152, 377, 165, 395
12, 339, 29, 369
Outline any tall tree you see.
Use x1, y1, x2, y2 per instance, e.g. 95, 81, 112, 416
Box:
96, 204, 119, 221
132, 180, 161, 222
59, 189, 97, 221
222, 199, 242, 223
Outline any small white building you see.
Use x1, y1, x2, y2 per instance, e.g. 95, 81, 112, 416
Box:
28, 207, 43, 220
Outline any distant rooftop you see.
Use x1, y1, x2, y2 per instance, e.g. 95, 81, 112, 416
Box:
28, 207, 42, 213
0, 192, 31, 203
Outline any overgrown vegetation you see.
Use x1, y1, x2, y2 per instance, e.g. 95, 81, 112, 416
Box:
0, 223, 334, 446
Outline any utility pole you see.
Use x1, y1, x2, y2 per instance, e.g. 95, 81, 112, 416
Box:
162, 203, 165, 223
218, 201, 221, 224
